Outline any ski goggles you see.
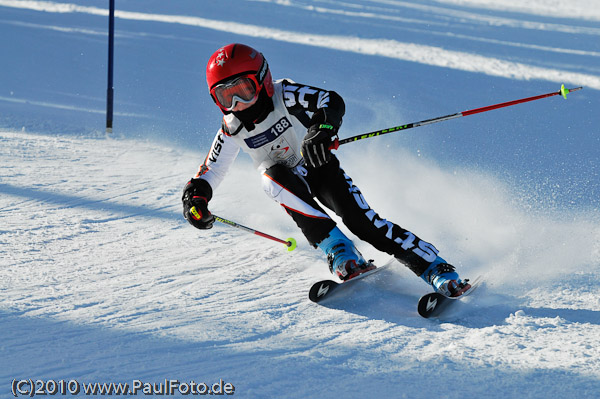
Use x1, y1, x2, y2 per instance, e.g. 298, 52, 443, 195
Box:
210, 75, 259, 111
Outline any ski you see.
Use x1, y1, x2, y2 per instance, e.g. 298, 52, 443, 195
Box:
417, 277, 482, 318
309, 261, 482, 319
308, 263, 385, 303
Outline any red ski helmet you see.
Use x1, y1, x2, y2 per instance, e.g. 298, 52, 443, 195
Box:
206, 43, 274, 113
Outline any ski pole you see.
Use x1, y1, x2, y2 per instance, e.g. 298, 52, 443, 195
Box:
214, 214, 297, 251
191, 207, 297, 251
331, 84, 582, 149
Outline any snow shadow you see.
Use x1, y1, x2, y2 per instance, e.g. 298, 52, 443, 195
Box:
3, 308, 600, 399
0, 183, 179, 222
1, 309, 243, 386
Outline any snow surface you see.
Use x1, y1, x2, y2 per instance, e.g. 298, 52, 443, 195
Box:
1, 0, 599, 398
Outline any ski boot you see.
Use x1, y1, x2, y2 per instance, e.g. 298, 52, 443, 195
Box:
317, 226, 371, 281
421, 257, 471, 297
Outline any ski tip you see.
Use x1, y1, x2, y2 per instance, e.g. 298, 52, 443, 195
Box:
417, 292, 447, 318
286, 237, 297, 252
308, 279, 338, 302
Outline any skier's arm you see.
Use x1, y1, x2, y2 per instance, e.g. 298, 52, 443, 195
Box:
282, 79, 345, 130
182, 125, 240, 229
194, 123, 241, 190
281, 80, 346, 168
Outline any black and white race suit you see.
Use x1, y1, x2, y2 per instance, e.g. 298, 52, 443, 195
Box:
194, 79, 441, 276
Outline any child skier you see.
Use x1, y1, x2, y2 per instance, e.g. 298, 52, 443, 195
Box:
182, 43, 470, 297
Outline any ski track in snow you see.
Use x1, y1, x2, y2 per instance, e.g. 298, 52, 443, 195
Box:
1, 0, 600, 397
432, 0, 600, 21
1, 0, 599, 90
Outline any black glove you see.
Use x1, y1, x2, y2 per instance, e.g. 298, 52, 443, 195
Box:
182, 179, 215, 229
301, 123, 337, 168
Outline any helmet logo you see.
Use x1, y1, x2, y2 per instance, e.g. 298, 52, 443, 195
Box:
257, 58, 267, 83
215, 49, 227, 67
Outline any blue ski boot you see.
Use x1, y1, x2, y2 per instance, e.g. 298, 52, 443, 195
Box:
318, 227, 370, 281
421, 257, 471, 297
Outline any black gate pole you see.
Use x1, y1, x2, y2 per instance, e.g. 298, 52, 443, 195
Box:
106, 0, 115, 133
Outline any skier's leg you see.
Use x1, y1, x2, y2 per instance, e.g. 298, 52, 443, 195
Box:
306, 156, 431, 273
262, 164, 367, 280
262, 164, 334, 246
307, 156, 469, 294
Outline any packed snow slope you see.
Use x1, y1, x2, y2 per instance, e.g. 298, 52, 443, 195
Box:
1, 1, 599, 398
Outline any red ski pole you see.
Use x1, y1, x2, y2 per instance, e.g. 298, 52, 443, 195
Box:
331, 84, 582, 149
191, 207, 297, 251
